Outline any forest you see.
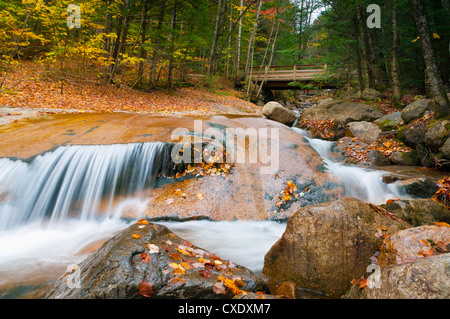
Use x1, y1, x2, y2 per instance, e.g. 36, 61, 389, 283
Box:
0, 0, 448, 107
1, 0, 450, 303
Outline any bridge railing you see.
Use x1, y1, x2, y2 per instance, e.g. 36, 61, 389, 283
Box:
249, 64, 327, 82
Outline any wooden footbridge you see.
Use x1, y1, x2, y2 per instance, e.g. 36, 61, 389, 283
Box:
249, 64, 335, 89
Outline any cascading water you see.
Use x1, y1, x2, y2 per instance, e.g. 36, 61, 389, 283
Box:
291, 127, 407, 204
0, 129, 410, 297
0, 142, 172, 231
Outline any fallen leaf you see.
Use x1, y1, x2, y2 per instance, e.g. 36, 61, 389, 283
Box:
136, 219, 149, 225
146, 243, 160, 254
170, 253, 182, 261
198, 269, 215, 279
138, 279, 155, 298
131, 234, 142, 239
434, 222, 450, 227
213, 282, 227, 295
141, 253, 151, 263
196, 193, 204, 200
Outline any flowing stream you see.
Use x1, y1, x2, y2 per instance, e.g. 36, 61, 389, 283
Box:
0, 126, 410, 297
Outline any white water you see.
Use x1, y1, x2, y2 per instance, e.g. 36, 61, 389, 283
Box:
0, 132, 409, 295
292, 128, 406, 205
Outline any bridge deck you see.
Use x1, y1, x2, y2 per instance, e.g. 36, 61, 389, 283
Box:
249, 65, 329, 88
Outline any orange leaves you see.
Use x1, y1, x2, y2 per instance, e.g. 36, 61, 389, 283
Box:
136, 219, 149, 225
138, 279, 155, 298
140, 253, 151, 263
432, 177, 450, 208
300, 119, 335, 139
131, 233, 142, 239
1, 62, 262, 117
276, 180, 299, 209
351, 277, 368, 289
215, 275, 247, 296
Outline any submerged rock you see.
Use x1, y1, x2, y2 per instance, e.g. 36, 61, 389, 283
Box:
262, 197, 409, 298
43, 222, 266, 299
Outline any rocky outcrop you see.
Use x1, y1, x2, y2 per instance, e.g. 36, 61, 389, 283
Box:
374, 112, 404, 131
389, 151, 419, 166
377, 225, 450, 268
345, 121, 381, 144
345, 253, 450, 299
361, 88, 384, 101
262, 197, 409, 298
43, 222, 266, 299
262, 101, 297, 125
394, 178, 438, 198
424, 119, 450, 151
383, 199, 450, 227
300, 101, 383, 127
401, 99, 435, 123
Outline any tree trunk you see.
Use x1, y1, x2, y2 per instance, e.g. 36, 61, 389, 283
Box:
391, 0, 401, 101
209, 0, 227, 75
241, 0, 263, 82
149, 0, 168, 89
236, 0, 243, 84
409, 0, 450, 116
167, 0, 178, 90
353, 16, 364, 92
138, 0, 150, 83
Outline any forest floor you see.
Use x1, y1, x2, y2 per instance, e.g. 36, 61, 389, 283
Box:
0, 62, 262, 125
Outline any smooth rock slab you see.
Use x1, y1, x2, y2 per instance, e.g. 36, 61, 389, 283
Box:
43, 222, 266, 299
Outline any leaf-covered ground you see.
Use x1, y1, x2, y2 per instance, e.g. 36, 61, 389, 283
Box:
0, 62, 262, 116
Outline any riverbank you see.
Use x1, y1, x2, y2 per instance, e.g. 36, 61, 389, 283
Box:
0, 62, 262, 118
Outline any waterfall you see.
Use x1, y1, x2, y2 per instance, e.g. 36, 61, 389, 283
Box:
291, 127, 406, 204
0, 142, 172, 231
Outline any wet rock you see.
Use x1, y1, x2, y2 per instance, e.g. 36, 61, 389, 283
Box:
383, 199, 450, 227
262, 101, 297, 125
377, 225, 450, 268
389, 151, 419, 166
401, 99, 435, 123
374, 112, 404, 131
425, 119, 450, 151
262, 197, 409, 298
366, 149, 390, 166
395, 178, 438, 198
361, 88, 384, 101
345, 121, 381, 144
344, 253, 450, 299
43, 222, 266, 299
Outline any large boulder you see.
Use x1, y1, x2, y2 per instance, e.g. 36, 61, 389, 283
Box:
43, 222, 266, 299
377, 225, 450, 268
262, 101, 297, 125
374, 112, 404, 131
401, 99, 435, 123
442, 137, 450, 160
262, 197, 409, 298
345, 121, 381, 144
361, 88, 384, 101
345, 253, 450, 299
383, 199, 450, 227
300, 101, 383, 139
389, 151, 419, 166
394, 178, 438, 198
425, 119, 450, 151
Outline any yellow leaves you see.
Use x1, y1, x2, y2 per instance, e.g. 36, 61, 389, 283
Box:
412, 36, 420, 43
136, 219, 149, 225
434, 222, 450, 227
131, 233, 142, 239
216, 275, 247, 296
433, 33, 440, 39
276, 180, 299, 209
196, 192, 204, 200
